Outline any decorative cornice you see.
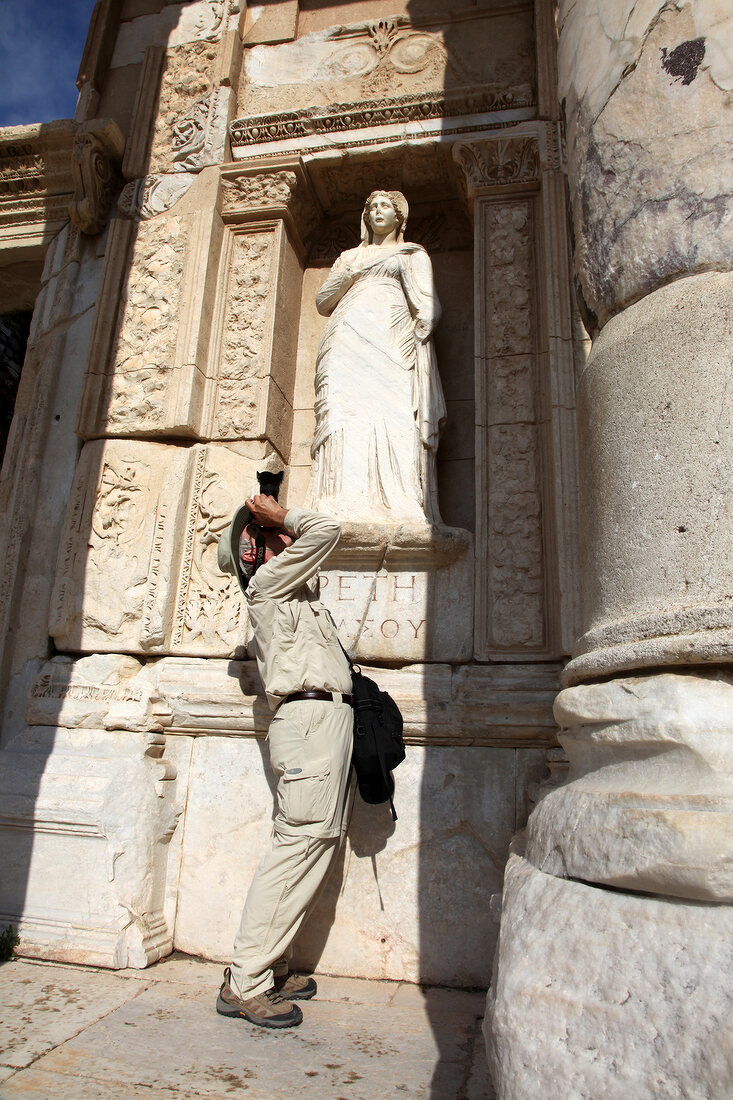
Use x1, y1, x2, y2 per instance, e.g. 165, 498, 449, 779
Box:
0, 122, 76, 237
230, 85, 535, 150
453, 136, 540, 195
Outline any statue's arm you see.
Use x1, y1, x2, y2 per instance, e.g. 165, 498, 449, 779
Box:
403, 248, 442, 341
315, 254, 357, 316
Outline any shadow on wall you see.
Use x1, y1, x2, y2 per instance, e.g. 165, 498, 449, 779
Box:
0, 1, 184, 972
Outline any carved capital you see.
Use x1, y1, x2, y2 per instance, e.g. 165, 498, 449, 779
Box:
69, 119, 124, 235
453, 137, 540, 197
220, 163, 321, 248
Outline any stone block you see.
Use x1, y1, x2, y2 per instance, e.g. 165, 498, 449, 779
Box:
173, 738, 520, 988
49, 439, 275, 657
0, 727, 179, 969
24, 654, 560, 748
527, 671, 733, 901
318, 524, 474, 663
487, 847, 733, 1099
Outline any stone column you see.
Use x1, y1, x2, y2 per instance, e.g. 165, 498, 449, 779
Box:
488, 4, 733, 1096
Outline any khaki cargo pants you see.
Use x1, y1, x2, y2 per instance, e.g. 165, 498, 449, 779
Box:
230, 697, 354, 999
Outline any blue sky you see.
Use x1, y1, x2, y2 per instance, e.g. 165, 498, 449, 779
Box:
0, 0, 98, 126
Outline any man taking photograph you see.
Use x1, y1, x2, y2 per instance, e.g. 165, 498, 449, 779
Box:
216, 489, 353, 1029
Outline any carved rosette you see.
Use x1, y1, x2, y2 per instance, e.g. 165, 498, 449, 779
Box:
69, 119, 124, 234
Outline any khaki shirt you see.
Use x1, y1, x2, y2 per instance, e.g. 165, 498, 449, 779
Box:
245, 508, 352, 710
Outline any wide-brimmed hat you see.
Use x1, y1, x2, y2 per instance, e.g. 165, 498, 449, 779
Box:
217, 502, 253, 594
218, 503, 293, 594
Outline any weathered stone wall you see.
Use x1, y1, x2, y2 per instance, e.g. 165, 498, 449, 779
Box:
0, 0, 579, 987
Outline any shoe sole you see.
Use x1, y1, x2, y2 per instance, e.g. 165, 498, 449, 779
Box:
216, 994, 303, 1029
274, 976, 317, 1001
284, 985, 317, 1001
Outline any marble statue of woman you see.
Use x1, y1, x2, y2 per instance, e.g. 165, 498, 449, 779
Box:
309, 190, 446, 526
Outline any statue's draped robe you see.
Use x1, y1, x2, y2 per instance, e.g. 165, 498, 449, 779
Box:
310, 242, 446, 524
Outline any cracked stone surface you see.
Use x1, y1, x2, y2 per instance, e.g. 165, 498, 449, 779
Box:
487, 849, 733, 1100
557, 0, 733, 332
0, 956, 494, 1099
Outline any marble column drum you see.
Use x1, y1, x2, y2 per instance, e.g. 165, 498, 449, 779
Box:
488, 2, 733, 1096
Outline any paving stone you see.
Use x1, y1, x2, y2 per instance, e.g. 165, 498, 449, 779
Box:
0, 960, 148, 1071
0, 957, 490, 1099
1, 979, 478, 1099
315, 974, 399, 1005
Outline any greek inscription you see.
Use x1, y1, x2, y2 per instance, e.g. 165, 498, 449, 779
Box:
337, 575, 354, 600
407, 618, 426, 638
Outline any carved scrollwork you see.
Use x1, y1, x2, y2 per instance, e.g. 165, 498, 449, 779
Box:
69, 119, 124, 234
453, 137, 540, 195
117, 173, 196, 221
170, 87, 228, 173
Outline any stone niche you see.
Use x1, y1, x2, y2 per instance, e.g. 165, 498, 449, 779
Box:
288, 143, 476, 662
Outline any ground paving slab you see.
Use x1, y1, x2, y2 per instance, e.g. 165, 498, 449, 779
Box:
0, 955, 493, 1099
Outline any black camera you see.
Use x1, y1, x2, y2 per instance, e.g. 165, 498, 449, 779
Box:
256, 470, 284, 500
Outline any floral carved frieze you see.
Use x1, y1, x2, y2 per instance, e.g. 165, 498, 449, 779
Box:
230, 85, 534, 151
220, 167, 320, 244
221, 170, 299, 211
69, 119, 125, 234
324, 17, 479, 97
453, 137, 540, 195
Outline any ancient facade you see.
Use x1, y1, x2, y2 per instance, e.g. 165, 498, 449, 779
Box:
0, 1, 730, 1095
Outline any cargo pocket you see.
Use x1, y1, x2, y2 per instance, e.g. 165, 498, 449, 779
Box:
280, 757, 332, 827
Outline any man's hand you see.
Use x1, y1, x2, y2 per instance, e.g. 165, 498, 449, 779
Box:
246, 493, 289, 529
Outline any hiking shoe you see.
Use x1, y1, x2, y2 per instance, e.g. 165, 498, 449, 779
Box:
216, 968, 303, 1029
274, 972, 317, 1000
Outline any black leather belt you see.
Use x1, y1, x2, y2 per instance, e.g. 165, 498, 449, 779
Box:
281, 690, 354, 706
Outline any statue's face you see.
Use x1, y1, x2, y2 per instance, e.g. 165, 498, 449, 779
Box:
367, 194, 399, 236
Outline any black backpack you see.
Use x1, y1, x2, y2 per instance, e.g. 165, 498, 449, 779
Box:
348, 662, 406, 820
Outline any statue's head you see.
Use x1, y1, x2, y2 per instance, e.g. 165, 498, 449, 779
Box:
361, 190, 408, 243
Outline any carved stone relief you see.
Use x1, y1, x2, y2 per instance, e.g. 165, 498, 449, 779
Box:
318, 18, 480, 97
148, 41, 227, 175
220, 167, 320, 244
117, 173, 197, 220
69, 119, 124, 235
105, 215, 188, 432
0, 122, 75, 236
50, 439, 273, 657
477, 197, 546, 655
453, 137, 540, 196
237, 10, 534, 125
214, 229, 275, 438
